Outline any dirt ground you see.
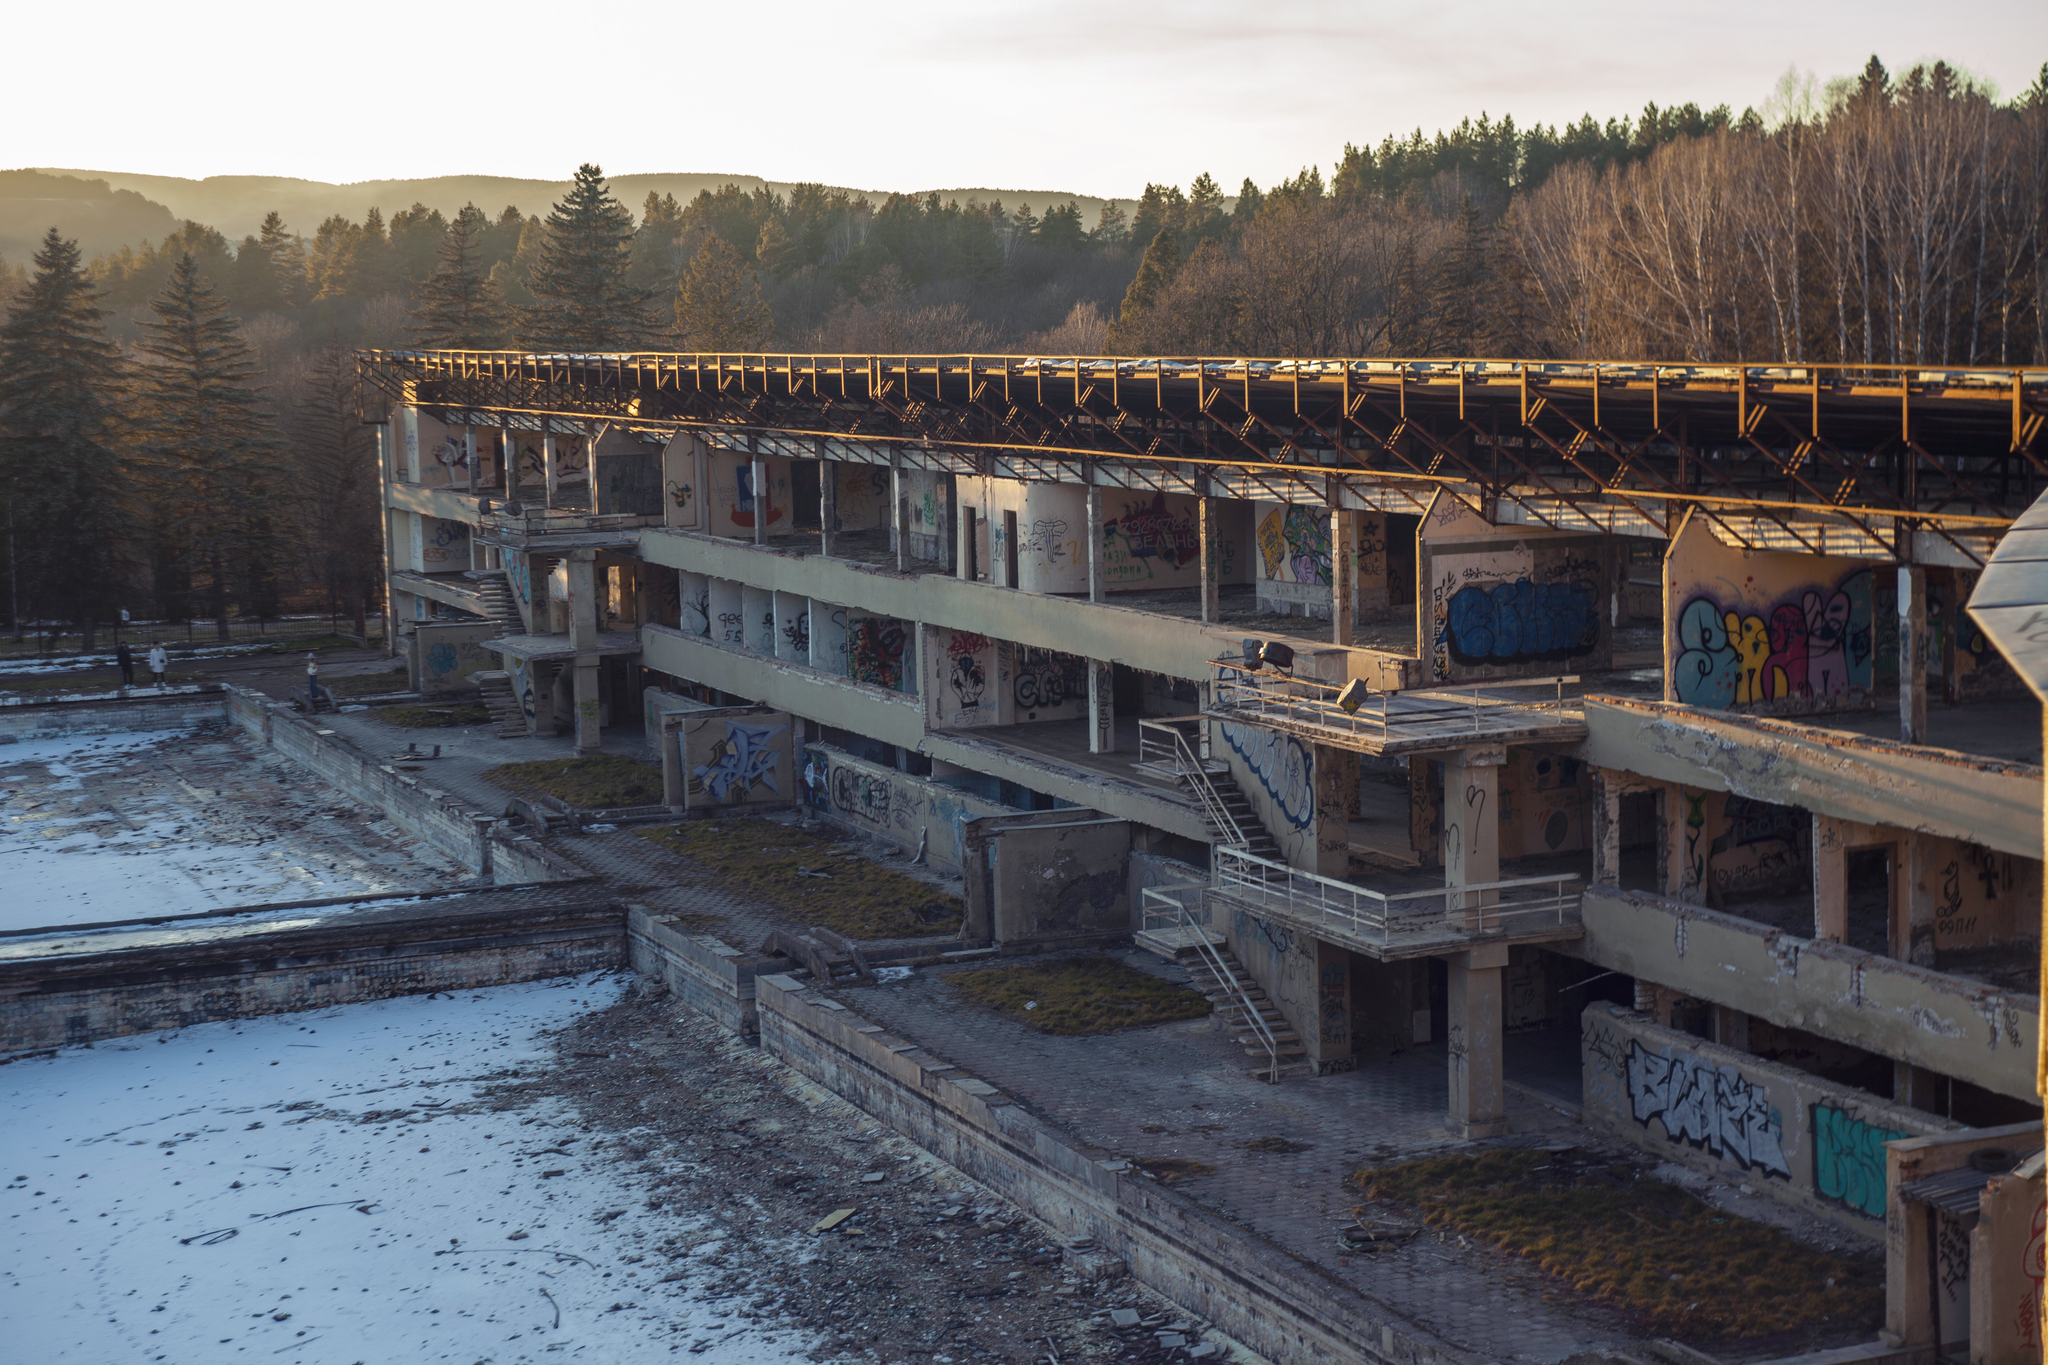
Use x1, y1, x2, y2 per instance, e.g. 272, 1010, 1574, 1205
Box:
513, 979, 1254, 1365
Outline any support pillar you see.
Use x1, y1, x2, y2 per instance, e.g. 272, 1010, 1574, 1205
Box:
1198, 495, 1219, 624
1812, 812, 1849, 942
958, 506, 978, 580
819, 459, 837, 557
659, 716, 684, 808
750, 453, 767, 547
1002, 510, 1019, 588
465, 425, 477, 495
1086, 484, 1106, 603
542, 425, 558, 509
1088, 659, 1114, 753
572, 656, 601, 756
1330, 496, 1355, 646
1442, 744, 1503, 930
892, 456, 909, 571
1899, 564, 1927, 744
565, 550, 599, 651
942, 473, 959, 575
1446, 942, 1508, 1139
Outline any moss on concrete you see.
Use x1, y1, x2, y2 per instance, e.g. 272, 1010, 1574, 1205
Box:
949, 957, 1211, 1036
484, 755, 665, 809
1353, 1148, 1882, 1342
643, 817, 964, 939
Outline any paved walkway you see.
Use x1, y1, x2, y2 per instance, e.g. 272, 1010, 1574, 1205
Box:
835, 949, 1639, 1365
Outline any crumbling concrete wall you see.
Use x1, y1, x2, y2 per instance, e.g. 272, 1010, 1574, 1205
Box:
1418, 490, 1614, 685
1582, 1003, 1958, 1237
989, 817, 1129, 944
799, 743, 1014, 873
1664, 510, 1878, 715
412, 621, 497, 695
0, 686, 225, 742
625, 907, 779, 1038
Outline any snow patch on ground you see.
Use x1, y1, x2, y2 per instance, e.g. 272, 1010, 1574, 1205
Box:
1, 975, 813, 1363
0, 730, 457, 932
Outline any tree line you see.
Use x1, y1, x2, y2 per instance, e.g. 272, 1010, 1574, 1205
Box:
0, 53, 2038, 643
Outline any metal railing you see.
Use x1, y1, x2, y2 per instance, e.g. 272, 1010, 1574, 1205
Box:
1212, 846, 1580, 950
1207, 662, 1582, 752
1136, 718, 1247, 849
1142, 885, 1284, 1084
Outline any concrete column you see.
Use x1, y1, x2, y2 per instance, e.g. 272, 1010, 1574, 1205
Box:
1899, 565, 1927, 744
958, 506, 978, 580
376, 424, 397, 657
565, 550, 598, 651
819, 459, 837, 556
1446, 942, 1508, 1139
892, 458, 909, 571
1002, 510, 1019, 588
943, 473, 959, 575
1088, 659, 1114, 754
572, 656, 601, 756
659, 716, 684, 808
1591, 769, 1622, 887
1442, 745, 1503, 930
465, 426, 477, 494
1330, 500, 1355, 646
1198, 496, 1219, 624
542, 426, 558, 509
1813, 812, 1849, 942
1355, 510, 1390, 620
1086, 485, 1106, 603
750, 454, 767, 546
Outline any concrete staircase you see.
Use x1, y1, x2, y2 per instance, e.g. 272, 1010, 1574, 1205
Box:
1137, 926, 1310, 1079
473, 671, 528, 737
464, 570, 524, 633
1197, 770, 1283, 861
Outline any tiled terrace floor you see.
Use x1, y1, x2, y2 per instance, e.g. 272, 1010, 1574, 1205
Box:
834, 949, 1645, 1365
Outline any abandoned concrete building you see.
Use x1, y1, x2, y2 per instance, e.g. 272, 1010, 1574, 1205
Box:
365, 353, 2048, 1359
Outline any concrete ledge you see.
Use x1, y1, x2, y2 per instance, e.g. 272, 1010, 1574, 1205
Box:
626, 907, 780, 1038
753, 971, 1465, 1365
0, 684, 226, 740
0, 887, 625, 1053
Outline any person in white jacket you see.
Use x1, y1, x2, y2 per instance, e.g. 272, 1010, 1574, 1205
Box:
147, 644, 169, 686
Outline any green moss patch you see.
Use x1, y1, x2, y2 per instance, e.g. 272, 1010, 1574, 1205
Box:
377, 703, 492, 729
484, 755, 665, 809
949, 957, 1211, 1035
642, 817, 963, 939
1353, 1148, 1882, 1342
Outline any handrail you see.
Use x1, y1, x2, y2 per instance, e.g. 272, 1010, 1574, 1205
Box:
1142, 886, 1282, 1084
1211, 845, 1581, 948
1137, 719, 1246, 850
1206, 663, 1583, 750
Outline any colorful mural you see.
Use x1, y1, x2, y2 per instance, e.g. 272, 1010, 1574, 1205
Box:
1102, 492, 1201, 585
1672, 569, 1875, 708
848, 615, 908, 690
1255, 503, 1331, 586
1441, 577, 1599, 667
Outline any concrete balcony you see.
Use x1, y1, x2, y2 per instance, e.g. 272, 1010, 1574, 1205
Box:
1577, 884, 2040, 1101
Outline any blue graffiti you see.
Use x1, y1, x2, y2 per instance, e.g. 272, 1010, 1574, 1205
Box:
690, 720, 789, 803
1219, 722, 1313, 830
1232, 908, 1295, 956
425, 642, 458, 675
1442, 578, 1599, 666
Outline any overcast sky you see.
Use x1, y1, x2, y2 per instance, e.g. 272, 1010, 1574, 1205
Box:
20, 0, 2048, 198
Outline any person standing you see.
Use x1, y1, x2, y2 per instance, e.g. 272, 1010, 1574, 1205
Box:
147, 643, 168, 687
115, 642, 135, 687
306, 652, 324, 710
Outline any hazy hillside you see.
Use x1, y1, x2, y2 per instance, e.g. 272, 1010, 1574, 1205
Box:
24, 169, 1120, 244
0, 170, 178, 266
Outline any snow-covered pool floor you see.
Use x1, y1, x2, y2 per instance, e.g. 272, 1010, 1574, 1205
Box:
1, 976, 813, 1363
0, 728, 466, 931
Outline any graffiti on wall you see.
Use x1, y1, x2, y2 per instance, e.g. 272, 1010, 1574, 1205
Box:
943, 630, 991, 721
681, 579, 710, 637
1019, 517, 1076, 565
781, 606, 810, 658
1624, 1039, 1792, 1178
1439, 577, 1599, 668
731, 462, 784, 531
1672, 568, 1874, 708
1256, 504, 1330, 585
1812, 1104, 1907, 1218
1219, 721, 1314, 831
1012, 646, 1085, 715
849, 616, 907, 690
688, 719, 789, 804
834, 465, 888, 529
1102, 492, 1200, 584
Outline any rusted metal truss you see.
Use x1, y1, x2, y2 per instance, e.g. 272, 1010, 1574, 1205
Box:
357, 351, 2048, 562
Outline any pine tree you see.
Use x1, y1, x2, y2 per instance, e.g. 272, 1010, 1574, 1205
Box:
755, 215, 796, 279
258, 211, 307, 308
132, 254, 283, 640
674, 236, 774, 351
412, 206, 510, 349
523, 164, 654, 351
1104, 230, 1180, 351
0, 228, 129, 644
1089, 200, 1129, 248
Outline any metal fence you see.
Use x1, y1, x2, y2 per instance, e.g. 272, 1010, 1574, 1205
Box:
1212, 845, 1580, 950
